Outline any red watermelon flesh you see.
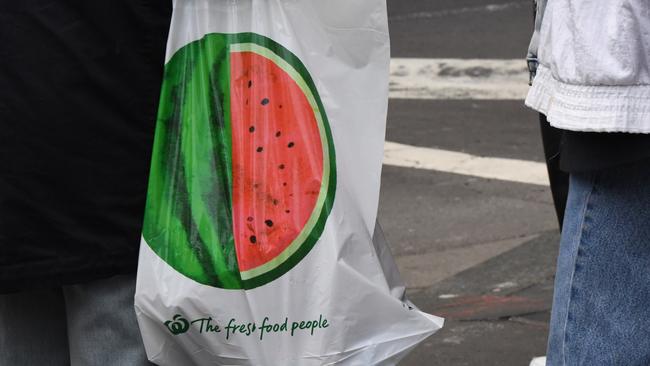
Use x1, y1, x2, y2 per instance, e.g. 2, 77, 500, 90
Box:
230, 51, 324, 272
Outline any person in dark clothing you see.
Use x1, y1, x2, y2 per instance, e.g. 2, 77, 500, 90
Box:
0, 2, 171, 364
538, 114, 569, 229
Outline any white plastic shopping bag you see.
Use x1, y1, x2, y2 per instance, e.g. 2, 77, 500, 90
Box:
135, 1, 443, 364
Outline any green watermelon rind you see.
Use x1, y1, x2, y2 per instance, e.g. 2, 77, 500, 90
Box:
144, 33, 241, 289
143, 32, 337, 290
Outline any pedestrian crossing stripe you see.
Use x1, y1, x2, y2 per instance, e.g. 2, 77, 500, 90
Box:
390, 58, 529, 100
384, 141, 549, 186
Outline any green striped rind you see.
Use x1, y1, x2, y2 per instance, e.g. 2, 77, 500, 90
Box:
143, 33, 242, 289
142, 32, 336, 290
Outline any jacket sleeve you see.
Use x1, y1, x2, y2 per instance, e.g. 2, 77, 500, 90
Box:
527, 0, 547, 84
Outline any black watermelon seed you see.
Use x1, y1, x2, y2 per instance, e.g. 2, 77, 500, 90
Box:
288, 142, 295, 148
256, 147, 263, 152
285, 210, 291, 213
264, 220, 274, 227
283, 182, 287, 186
278, 164, 285, 170
279, 105, 283, 109
272, 199, 279, 205
261, 98, 270, 105
249, 126, 255, 132
245, 99, 249, 105
247, 216, 254, 222
249, 235, 257, 244
275, 131, 281, 137
248, 80, 252, 88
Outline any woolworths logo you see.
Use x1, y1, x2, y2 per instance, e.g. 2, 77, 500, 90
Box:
164, 314, 190, 335
163, 314, 330, 340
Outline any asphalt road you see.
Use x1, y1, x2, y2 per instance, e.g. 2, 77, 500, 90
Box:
379, 1, 559, 365
387, 0, 534, 59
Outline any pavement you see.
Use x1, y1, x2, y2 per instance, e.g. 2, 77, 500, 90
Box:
401, 232, 557, 366
380, 0, 559, 364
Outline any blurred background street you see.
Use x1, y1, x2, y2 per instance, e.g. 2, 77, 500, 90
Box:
380, 0, 559, 364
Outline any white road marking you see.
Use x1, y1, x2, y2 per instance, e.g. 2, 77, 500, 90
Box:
384, 141, 549, 186
530, 357, 547, 366
390, 58, 529, 100
386, 58, 541, 184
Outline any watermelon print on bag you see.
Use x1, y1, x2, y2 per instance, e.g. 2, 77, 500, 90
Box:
143, 33, 336, 290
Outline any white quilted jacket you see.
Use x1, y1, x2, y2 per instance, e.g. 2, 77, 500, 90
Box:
526, 0, 650, 133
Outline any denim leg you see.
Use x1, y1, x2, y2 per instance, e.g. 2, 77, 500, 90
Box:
0, 288, 70, 365
547, 163, 650, 366
547, 171, 596, 366
63, 275, 153, 366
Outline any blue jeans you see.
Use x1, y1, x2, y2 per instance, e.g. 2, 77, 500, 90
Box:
0, 275, 152, 366
547, 161, 650, 365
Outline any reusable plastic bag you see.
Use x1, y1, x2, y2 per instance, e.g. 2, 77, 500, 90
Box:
134, 0, 443, 364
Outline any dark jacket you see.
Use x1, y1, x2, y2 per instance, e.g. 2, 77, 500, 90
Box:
0, 1, 171, 293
